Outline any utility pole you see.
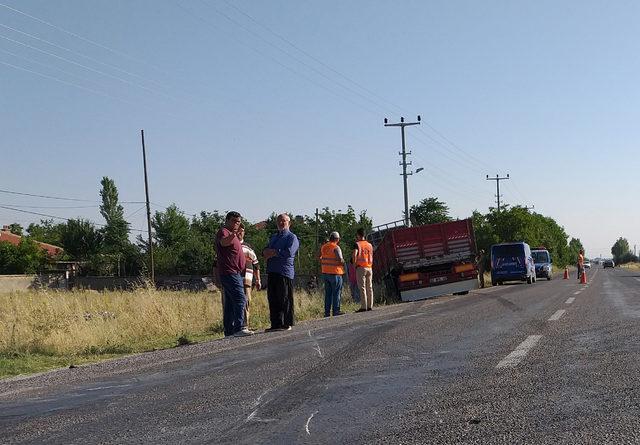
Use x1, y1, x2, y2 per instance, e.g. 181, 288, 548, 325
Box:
486, 173, 509, 212
315, 208, 319, 251
141, 129, 155, 285
384, 115, 421, 226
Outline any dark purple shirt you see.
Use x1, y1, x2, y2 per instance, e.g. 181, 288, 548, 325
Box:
216, 227, 246, 276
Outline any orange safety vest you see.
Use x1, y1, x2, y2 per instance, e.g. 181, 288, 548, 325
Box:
320, 242, 344, 275
355, 240, 373, 268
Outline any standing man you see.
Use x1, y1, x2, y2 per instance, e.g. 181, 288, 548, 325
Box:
237, 224, 261, 331
320, 231, 345, 317
476, 249, 486, 288
263, 213, 300, 331
215, 211, 253, 337
577, 249, 585, 280
352, 228, 374, 312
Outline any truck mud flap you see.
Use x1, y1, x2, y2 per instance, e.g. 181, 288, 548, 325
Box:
400, 279, 479, 302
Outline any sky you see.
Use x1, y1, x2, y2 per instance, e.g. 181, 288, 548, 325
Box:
2, 0, 639, 258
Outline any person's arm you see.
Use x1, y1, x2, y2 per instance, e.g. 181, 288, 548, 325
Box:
334, 246, 345, 265
219, 229, 236, 247
268, 234, 299, 259
254, 264, 261, 289
263, 234, 277, 259
351, 243, 359, 265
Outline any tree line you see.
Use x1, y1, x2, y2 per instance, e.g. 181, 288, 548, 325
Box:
611, 237, 638, 265
1, 180, 585, 275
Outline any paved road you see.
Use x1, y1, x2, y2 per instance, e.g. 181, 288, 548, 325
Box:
2, 267, 639, 444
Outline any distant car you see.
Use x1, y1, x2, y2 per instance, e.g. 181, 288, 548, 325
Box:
603, 259, 615, 268
584, 259, 591, 269
532, 248, 553, 281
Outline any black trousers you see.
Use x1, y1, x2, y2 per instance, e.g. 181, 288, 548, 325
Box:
267, 272, 295, 328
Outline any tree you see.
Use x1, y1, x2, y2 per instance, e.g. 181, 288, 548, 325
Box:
611, 237, 631, 263
0, 238, 48, 274
410, 197, 452, 226
7, 223, 23, 236
59, 219, 103, 260
99, 177, 130, 251
26, 219, 65, 246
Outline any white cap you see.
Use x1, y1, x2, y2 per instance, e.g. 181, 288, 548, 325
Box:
330, 231, 340, 240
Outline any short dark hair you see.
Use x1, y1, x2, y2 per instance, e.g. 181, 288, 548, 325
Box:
226, 211, 241, 221
356, 228, 365, 238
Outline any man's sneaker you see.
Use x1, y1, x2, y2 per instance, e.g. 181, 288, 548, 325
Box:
355, 308, 367, 313
234, 328, 254, 337
334, 311, 346, 316
367, 308, 373, 311
276, 326, 292, 331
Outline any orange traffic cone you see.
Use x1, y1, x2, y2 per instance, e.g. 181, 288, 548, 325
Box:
580, 270, 587, 284
563, 267, 569, 279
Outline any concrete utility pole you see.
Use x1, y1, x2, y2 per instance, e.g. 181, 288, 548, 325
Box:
384, 116, 421, 226
140, 129, 155, 284
486, 174, 509, 212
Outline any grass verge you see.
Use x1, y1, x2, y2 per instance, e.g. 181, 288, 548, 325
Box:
0, 287, 362, 379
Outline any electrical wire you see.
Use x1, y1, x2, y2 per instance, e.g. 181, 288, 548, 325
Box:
0, 188, 145, 204
0, 33, 175, 102
0, 205, 149, 233
0, 2, 165, 71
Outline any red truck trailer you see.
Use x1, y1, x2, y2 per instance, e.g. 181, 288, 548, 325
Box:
371, 218, 479, 302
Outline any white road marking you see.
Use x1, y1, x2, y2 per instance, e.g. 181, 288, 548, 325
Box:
635, 278, 640, 283
573, 291, 582, 295
305, 410, 319, 435
565, 297, 575, 304
496, 335, 543, 369
308, 330, 324, 358
548, 309, 566, 321
85, 384, 131, 392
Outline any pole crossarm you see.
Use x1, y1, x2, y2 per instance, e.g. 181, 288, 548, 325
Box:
486, 173, 509, 212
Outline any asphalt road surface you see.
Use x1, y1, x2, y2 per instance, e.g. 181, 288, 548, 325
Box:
2, 266, 639, 444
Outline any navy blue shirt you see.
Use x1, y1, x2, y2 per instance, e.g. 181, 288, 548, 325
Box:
266, 230, 300, 279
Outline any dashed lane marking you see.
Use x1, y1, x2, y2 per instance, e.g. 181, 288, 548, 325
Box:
573, 291, 582, 295
548, 309, 566, 321
565, 297, 575, 304
496, 335, 543, 369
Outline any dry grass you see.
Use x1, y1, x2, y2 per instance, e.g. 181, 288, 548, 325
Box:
0, 287, 362, 377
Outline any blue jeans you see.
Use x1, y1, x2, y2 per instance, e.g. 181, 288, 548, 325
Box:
220, 273, 247, 335
323, 274, 343, 316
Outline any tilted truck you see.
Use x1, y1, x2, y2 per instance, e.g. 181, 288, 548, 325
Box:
370, 218, 479, 302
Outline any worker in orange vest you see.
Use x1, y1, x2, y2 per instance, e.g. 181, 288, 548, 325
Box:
352, 228, 374, 312
320, 231, 345, 317
577, 249, 585, 280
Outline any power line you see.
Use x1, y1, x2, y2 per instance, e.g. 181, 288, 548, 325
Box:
0, 32, 175, 102
0, 2, 164, 71
0, 204, 101, 209
0, 205, 149, 233
214, 1, 497, 177
0, 23, 178, 100
175, 2, 380, 119
0, 188, 145, 203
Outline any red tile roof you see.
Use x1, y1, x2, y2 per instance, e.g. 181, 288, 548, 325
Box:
0, 229, 64, 257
